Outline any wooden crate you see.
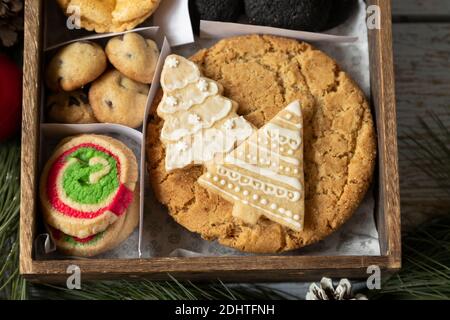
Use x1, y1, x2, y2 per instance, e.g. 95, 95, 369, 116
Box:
20, 0, 400, 283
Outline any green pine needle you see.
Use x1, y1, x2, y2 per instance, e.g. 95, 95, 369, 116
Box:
400, 110, 450, 197
0, 139, 26, 300
368, 215, 450, 300
368, 110, 450, 300
29, 277, 290, 300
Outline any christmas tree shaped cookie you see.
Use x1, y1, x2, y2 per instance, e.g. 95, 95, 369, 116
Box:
157, 55, 254, 171
198, 101, 305, 232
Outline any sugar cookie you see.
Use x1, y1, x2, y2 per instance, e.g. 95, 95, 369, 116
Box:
199, 101, 305, 232
40, 134, 138, 239
157, 54, 254, 171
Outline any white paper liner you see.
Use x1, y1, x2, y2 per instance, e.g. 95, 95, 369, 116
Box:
153, 0, 195, 46
200, 20, 358, 43
139, 0, 380, 258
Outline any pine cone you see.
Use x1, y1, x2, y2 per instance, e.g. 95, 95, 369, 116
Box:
306, 277, 368, 300
0, 0, 23, 47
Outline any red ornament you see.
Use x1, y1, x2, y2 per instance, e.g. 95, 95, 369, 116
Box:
0, 54, 22, 141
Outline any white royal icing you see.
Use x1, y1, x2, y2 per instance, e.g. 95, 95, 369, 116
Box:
224, 156, 302, 190
198, 100, 305, 232
215, 165, 301, 202
285, 100, 302, 116
164, 117, 254, 171
158, 54, 254, 171
161, 55, 201, 91
263, 123, 302, 150
167, 57, 179, 68
158, 78, 219, 114
199, 180, 302, 231
161, 95, 234, 141
198, 79, 209, 92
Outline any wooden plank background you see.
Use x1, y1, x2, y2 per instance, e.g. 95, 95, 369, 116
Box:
392, 2, 450, 228
392, 0, 450, 20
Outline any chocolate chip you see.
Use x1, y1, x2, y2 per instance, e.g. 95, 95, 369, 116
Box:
118, 77, 127, 89
68, 96, 80, 106
47, 102, 57, 110
126, 53, 133, 59
79, 93, 89, 104
105, 100, 113, 108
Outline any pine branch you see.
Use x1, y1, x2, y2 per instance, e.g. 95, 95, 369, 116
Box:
0, 139, 26, 300
29, 277, 291, 300
399, 110, 450, 197
368, 214, 450, 300
368, 111, 450, 300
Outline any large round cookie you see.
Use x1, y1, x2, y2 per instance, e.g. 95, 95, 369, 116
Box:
147, 35, 376, 253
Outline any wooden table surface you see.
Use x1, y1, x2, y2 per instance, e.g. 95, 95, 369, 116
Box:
392, 0, 450, 228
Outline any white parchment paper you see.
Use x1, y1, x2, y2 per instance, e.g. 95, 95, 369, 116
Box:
137, 0, 380, 259
36, 0, 380, 264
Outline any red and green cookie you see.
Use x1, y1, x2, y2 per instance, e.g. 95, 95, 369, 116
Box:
46, 187, 140, 257
40, 134, 138, 239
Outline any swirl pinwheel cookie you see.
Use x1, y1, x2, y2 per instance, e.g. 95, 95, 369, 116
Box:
157, 54, 254, 171
47, 187, 140, 257
40, 134, 138, 239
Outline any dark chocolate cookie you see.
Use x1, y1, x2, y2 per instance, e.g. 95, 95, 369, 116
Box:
191, 0, 244, 23
244, 0, 332, 32
327, 0, 358, 30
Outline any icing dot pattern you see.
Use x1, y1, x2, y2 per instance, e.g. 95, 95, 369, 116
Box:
198, 101, 305, 232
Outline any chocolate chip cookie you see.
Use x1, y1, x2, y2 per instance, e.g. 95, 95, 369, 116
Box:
46, 41, 107, 92
46, 90, 97, 124
106, 33, 160, 84
89, 69, 149, 128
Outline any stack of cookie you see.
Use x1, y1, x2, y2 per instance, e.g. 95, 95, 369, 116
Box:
39, 134, 140, 257
45, 32, 160, 128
